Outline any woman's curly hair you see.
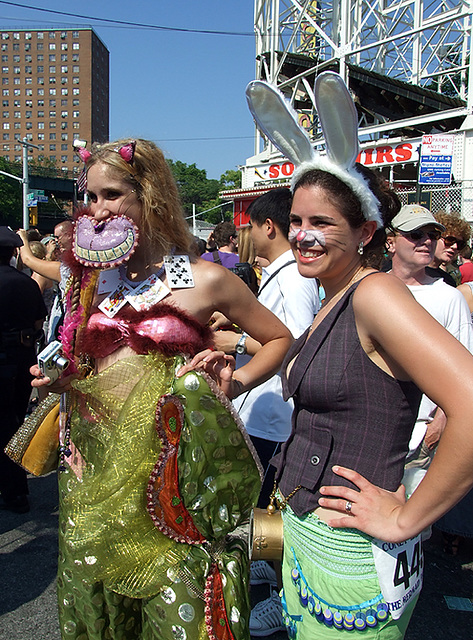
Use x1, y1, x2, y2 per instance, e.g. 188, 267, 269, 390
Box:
434, 210, 471, 243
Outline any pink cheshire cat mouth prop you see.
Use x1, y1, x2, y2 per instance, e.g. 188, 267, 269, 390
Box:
73, 212, 139, 268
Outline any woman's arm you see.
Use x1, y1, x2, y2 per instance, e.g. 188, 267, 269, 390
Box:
319, 272, 473, 541
17, 229, 61, 282
178, 265, 293, 398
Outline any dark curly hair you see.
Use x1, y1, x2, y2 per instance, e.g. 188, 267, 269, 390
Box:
293, 164, 401, 268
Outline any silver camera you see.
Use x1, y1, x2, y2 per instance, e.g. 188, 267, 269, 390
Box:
37, 340, 69, 384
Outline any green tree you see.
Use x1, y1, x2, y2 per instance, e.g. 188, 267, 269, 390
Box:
0, 157, 22, 227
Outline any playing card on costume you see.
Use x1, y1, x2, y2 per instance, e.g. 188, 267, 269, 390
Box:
164, 254, 195, 289
98, 282, 132, 318
125, 274, 171, 311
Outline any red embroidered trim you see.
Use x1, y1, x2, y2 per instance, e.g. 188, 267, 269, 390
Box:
204, 564, 236, 640
146, 394, 206, 545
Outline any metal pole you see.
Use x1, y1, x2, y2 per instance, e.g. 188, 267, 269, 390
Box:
193, 203, 196, 236
22, 139, 29, 229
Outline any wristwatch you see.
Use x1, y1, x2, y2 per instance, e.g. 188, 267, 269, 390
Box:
235, 334, 248, 355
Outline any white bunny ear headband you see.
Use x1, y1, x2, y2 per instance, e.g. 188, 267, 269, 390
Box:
245, 72, 383, 228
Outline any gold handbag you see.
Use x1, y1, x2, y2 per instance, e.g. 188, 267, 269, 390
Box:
5, 392, 61, 476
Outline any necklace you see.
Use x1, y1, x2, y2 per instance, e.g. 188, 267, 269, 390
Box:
320, 266, 365, 309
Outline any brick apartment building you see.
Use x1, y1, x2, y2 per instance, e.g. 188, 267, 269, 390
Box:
0, 27, 109, 176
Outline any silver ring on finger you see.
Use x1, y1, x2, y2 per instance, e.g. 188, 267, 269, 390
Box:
345, 500, 353, 514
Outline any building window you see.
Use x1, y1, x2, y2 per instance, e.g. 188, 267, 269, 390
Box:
25, 88, 33, 96
61, 110, 67, 118
25, 110, 32, 118
37, 77, 44, 85
25, 66, 32, 74
61, 154, 67, 163
72, 88, 79, 95
14, 122, 20, 129
2, 79, 8, 85
61, 122, 68, 129
37, 99, 44, 106
38, 134, 44, 140
49, 66, 56, 73
49, 88, 56, 95
72, 77, 79, 85
1, 34, 9, 40
1, 44, 7, 51
2, 66, 8, 73
72, 65, 79, 73
37, 88, 44, 96
61, 43, 68, 51
61, 143, 68, 150
12, 43, 19, 51
61, 54, 67, 62
14, 132, 20, 139
49, 133, 56, 139
13, 78, 20, 85
1, 99, 7, 105
2, 123, 9, 129
13, 33, 19, 40
49, 110, 56, 117
49, 99, 56, 106
72, 31, 79, 38
26, 99, 33, 106
61, 77, 67, 84
49, 44, 56, 50
2, 89, 8, 95
37, 32, 43, 39
13, 99, 19, 106
24, 78, 32, 85
2, 110, 8, 117
61, 88, 68, 95
49, 54, 56, 61
25, 43, 31, 51
1, 55, 7, 62
61, 99, 67, 106
14, 110, 20, 117
49, 121, 56, 128
73, 122, 79, 129
37, 43, 43, 50
13, 66, 20, 74
25, 32, 32, 40
61, 31, 67, 39
38, 122, 44, 129
37, 54, 43, 61
61, 133, 68, 140
61, 65, 67, 73
13, 54, 20, 62
37, 110, 44, 117
15, 155, 21, 162
25, 122, 32, 129
37, 65, 43, 73
73, 43, 79, 50
25, 54, 32, 62
72, 110, 79, 118
49, 77, 56, 84
49, 155, 56, 162
49, 144, 56, 150
72, 54, 79, 62
2, 133, 9, 139
49, 32, 56, 39
72, 98, 79, 106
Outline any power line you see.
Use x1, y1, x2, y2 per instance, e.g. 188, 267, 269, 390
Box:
0, 1, 255, 36
156, 136, 254, 142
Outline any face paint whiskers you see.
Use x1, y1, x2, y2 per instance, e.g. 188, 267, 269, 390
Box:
288, 227, 326, 248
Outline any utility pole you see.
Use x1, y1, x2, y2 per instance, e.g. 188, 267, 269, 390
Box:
0, 138, 39, 229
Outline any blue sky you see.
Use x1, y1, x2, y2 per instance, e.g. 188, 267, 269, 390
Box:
0, 1, 257, 179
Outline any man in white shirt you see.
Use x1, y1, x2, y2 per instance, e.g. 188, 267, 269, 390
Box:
386, 204, 473, 493
214, 187, 320, 636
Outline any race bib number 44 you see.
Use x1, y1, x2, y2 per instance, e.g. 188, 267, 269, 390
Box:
371, 535, 423, 620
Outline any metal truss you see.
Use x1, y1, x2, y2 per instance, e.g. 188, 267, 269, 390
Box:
252, 0, 473, 153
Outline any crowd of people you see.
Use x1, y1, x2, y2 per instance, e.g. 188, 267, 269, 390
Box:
2, 72, 473, 640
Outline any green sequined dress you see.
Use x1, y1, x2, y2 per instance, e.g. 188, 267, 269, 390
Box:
57, 352, 262, 640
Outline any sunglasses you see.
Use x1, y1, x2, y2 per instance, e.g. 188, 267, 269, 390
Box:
400, 229, 441, 242
441, 236, 467, 251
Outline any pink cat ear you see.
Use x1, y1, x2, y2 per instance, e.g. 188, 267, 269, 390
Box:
117, 141, 136, 164
76, 147, 92, 162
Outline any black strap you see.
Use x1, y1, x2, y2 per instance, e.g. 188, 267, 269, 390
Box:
212, 250, 222, 265
257, 259, 296, 298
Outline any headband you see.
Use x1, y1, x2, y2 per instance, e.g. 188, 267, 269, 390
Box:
245, 73, 383, 228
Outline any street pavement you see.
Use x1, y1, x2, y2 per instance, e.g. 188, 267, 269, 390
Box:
1, 471, 473, 640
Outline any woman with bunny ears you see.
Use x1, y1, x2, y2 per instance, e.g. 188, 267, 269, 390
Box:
246, 73, 473, 638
